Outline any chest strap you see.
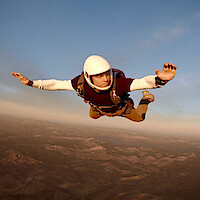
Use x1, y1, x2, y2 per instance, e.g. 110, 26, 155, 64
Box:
76, 69, 122, 105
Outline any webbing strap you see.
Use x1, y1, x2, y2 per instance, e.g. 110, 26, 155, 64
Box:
109, 70, 121, 105
76, 69, 124, 105
76, 72, 85, 98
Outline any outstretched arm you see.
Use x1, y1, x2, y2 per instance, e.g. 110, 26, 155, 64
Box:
11, 72, 75, 91
130, 63, 177, 91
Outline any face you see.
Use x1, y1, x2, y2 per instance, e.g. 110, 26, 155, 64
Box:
91, 71, 111, 88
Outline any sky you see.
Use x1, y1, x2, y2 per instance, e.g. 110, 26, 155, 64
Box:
0, 0, 200, 135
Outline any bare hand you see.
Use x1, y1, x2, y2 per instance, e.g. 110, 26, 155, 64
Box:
11, 72, 31, 85
155, 63, 177, 81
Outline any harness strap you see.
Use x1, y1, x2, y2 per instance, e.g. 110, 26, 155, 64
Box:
109, 70, 121, 105
89, 103, 120, 109
76, 72, 85, 98
76, 69, 126, 106
90, 98, 133, 117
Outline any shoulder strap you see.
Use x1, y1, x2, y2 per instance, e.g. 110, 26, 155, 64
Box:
77, 69, 124, 105
112, 68, 126, 78
76, 72, 85, 98
110, 69, 122, 105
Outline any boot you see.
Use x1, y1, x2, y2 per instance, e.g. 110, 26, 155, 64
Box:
142, 90, 154, 102
139, 91, 154, 105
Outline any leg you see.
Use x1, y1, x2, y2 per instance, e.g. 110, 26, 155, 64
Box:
125, 104, 148, 122
125, 91, 154, 122
89, 106, 103, 119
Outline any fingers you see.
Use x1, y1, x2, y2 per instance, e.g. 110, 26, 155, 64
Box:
11, 72, 26, 80
11, 72, 23, 79
163, 63, 177, 70
11, 72, 20, 77
155, 69, 159, 75
11, 72, 18, 76
11, 72, 30, 85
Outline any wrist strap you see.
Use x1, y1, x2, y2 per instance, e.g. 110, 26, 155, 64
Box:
155, 77, 168, 87
139, 99, 151, 105
28, 80, 33, 86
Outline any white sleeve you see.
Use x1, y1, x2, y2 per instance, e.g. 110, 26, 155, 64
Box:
130, 75, 158, 91
32, 79, 75, 91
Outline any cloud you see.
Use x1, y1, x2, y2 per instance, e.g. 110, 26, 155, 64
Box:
153, 26, 184, 42
108, 25, 186, 70
1, 99, 199, 136
0, 99, 80, 123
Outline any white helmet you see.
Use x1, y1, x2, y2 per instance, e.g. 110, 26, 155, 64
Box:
83, 55, 113, 90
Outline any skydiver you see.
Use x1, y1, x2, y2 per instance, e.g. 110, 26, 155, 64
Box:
11, 55, 177, 122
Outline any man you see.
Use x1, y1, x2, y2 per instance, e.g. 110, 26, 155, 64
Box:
11, 55, 177, 122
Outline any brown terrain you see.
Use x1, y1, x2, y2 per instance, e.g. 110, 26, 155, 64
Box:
0, 114, 200, 200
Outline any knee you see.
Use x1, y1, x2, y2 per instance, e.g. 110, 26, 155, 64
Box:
129, 113, 146, 122
89, 115, 101, 119
135, 118, 145, 122
89, 107, 102, 119
141, 113, 146, 121
137, 113, 146, 122
89, 111, 102, 119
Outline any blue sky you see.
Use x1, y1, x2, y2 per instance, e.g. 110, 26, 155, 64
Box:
0, 0, 200, 134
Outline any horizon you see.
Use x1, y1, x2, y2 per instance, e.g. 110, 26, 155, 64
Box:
1, 112, 200, 138
0, 0, 200, 135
